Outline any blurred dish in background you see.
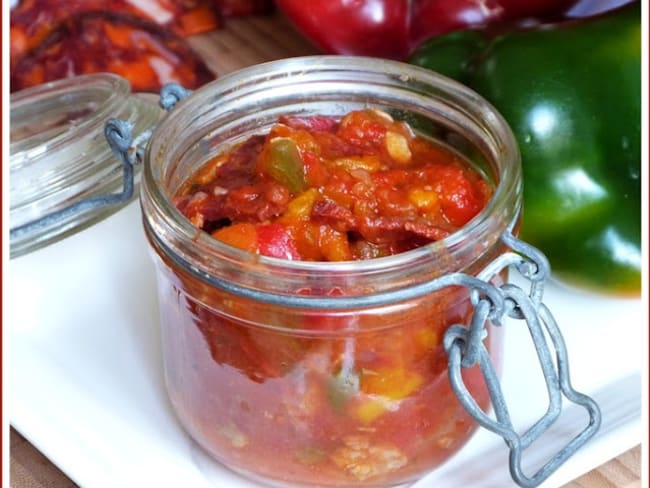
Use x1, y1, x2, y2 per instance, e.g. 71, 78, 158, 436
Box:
9, 0, 274, 93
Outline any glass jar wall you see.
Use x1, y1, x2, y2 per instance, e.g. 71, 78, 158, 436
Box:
140, 56, 521, 487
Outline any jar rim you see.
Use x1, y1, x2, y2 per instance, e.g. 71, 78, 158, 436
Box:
142, 56, 522, 292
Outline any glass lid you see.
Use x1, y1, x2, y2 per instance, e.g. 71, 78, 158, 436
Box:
9, 73, 162, 257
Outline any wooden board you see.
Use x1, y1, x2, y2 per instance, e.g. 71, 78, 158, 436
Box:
9, 10, 642, 488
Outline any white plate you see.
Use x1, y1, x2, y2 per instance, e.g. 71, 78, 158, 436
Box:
7, 202, 642, 488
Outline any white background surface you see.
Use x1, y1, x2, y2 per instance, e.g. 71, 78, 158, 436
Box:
6, 201, 643, 488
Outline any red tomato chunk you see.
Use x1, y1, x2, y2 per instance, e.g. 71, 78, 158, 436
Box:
175, 109, 492, 260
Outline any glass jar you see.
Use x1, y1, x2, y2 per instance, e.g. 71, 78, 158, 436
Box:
140, 56, 521, 487
9, 73, 161, 257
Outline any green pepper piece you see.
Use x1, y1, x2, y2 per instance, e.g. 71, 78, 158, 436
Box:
327, 367, 360, 412
267, 137, 307, 193
410, 2, 641, 295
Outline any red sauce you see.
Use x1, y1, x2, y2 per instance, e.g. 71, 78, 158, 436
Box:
158, 109, 499, 485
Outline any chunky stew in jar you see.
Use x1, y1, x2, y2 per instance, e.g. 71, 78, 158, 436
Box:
175, 109, 492, 261
141, 57, 522, 486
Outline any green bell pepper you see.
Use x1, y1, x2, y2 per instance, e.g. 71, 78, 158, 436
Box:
267, 137, 308, 194
410, 2, 640, 295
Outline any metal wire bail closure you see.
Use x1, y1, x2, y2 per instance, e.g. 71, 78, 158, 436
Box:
443, 230, 601, 488
9, 82, 188, 245
9, 118, 143, 242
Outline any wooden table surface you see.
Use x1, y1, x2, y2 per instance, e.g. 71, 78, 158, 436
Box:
9, 10, 642, 488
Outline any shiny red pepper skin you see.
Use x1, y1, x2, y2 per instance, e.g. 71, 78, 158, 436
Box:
275, 0, 581, 60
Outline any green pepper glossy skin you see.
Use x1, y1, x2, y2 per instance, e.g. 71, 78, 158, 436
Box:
410, 2, 640, 295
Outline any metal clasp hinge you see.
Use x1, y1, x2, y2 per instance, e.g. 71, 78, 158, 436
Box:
443, 231, 601, 488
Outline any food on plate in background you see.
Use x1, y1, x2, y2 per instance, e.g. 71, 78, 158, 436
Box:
10, 0, 220, 68
274, 0, 583, 60
410, 1, 641, 295
10, 12, 215, 93
9, 0, 274, 92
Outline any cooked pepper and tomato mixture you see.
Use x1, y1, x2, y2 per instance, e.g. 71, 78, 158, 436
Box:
175, 109, 492, 260
163, 109, 498, 484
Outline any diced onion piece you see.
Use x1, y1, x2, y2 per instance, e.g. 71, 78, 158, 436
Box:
385, 131, 411, 164
369, 108, 394, 123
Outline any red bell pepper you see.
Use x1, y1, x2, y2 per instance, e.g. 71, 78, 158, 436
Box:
212, 222, 303, 260
275, 0, 582, 60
